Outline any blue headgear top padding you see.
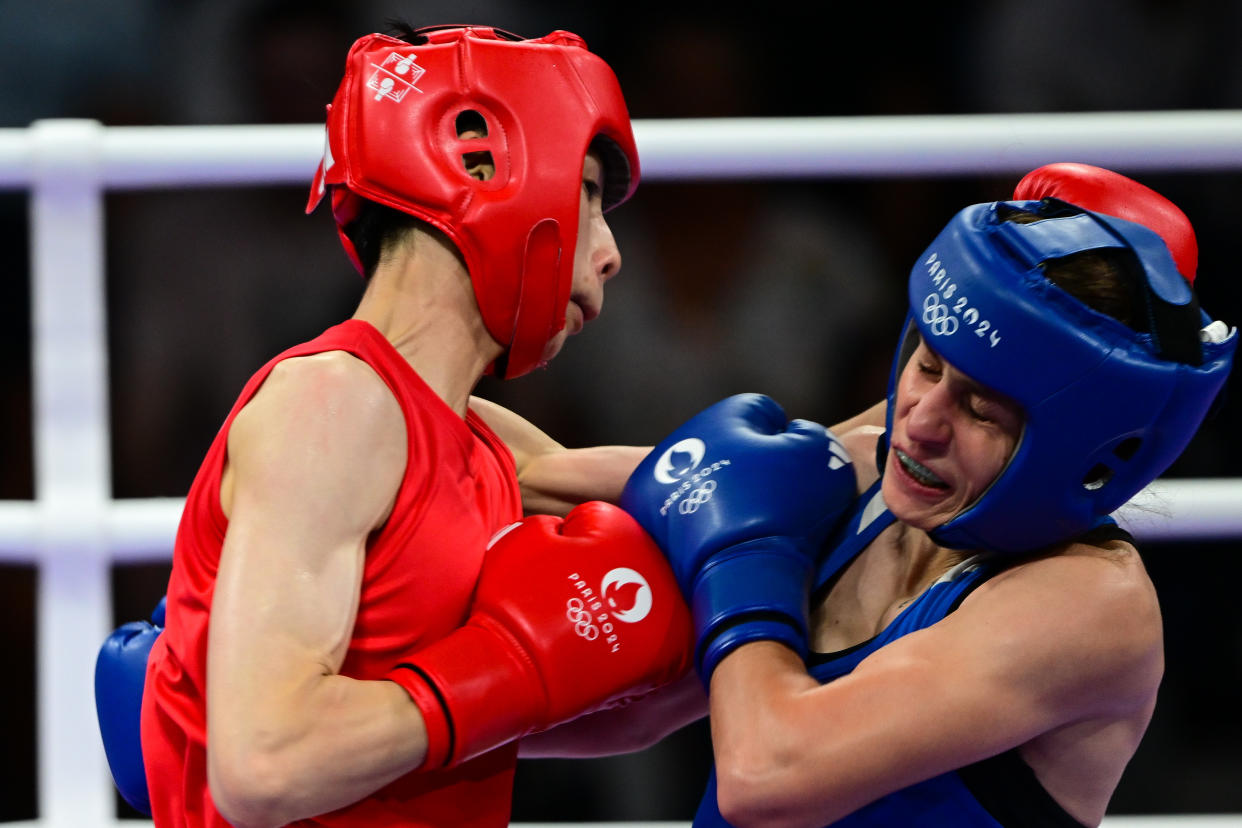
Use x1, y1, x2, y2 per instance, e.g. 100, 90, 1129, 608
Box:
884, 199, 1236, 555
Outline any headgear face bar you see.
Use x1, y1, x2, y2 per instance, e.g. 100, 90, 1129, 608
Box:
885, 199, 1236, 554
308, 26, 639, 378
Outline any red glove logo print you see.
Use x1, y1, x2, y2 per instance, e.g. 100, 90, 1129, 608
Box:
601, 568, 652, 624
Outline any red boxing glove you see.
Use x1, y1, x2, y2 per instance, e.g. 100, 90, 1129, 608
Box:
389, 501, 693, 769
1013, 162, 1198, 283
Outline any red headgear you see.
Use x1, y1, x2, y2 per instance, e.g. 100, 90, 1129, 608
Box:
307, 26, 640, 378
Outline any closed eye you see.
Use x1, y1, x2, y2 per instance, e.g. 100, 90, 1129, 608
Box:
967, 394, 1020, 430
967, 404, 993, 423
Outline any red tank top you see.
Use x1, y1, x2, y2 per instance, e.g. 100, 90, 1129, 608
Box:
142, 320, 523, 827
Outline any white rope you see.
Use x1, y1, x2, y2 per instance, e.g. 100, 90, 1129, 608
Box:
5, 111, 1242, 188
1, 481, 1239, 565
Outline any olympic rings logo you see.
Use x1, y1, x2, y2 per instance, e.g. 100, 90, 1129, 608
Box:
678, 479, 718, 514
922, 293, 959, 337
566, 598, 599, 640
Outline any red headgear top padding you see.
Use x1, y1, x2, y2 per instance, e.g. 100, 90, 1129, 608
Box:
307, 26, 640, 378
1013, 162, 1198, 284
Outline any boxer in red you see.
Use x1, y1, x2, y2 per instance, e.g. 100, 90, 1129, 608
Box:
96, 23, 693, 828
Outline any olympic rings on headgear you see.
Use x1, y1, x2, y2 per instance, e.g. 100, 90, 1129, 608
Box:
921, 293, 960, 337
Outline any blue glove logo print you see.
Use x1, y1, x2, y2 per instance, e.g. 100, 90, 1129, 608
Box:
678, 480, 718, 514
653, 438, 706, 484
828, 437, 851, 471
601, 567, 653, 623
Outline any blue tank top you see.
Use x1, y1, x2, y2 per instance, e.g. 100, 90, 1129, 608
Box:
692, 480, 1093, 828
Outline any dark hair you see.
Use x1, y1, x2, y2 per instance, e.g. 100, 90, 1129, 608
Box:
1000, 207, 1141, 330
383, 19, 430, 45
337, 20, 430, 277
345, 201, 425, 277
1001, 202, 1208, 364
1044, 251, 1140, 330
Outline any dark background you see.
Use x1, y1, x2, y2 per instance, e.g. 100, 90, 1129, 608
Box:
3, 0, 1241, 821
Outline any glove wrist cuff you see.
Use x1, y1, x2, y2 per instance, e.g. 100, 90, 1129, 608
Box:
692, 537, 812, 681
387, 662, 454, 770
389, 621, 543, 768
702, 619, 806, 684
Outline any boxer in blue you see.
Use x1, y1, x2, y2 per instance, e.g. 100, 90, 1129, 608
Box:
620, 165, 1234, 827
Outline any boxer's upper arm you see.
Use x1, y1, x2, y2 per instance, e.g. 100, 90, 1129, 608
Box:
707, 549, 1162, 826
829, 399, 886, 437
208, 354, 410, 814
469, 397, 891, 516
469, 396, 649, 515
836, 424, 884, 494
467, 395, 563, 473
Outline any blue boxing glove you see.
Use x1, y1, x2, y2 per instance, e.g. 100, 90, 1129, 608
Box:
94, 596, 165, 816
620, 394, 856, 683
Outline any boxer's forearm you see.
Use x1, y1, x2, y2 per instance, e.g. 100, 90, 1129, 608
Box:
518, 672, 706, 758
518, 444, 651, 516
208, 675, 427, 828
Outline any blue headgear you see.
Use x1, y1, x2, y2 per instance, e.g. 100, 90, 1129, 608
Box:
885, 199, 1236, 554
